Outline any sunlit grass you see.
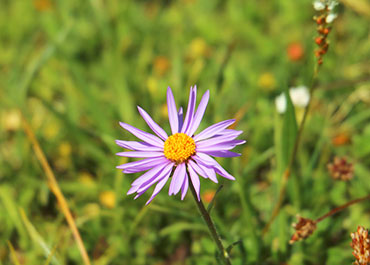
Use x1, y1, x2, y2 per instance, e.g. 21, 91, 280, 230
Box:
1, 0, 370, 264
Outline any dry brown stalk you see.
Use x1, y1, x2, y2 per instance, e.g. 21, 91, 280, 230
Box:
290, 194, 370, 244
21, 114, 91, 265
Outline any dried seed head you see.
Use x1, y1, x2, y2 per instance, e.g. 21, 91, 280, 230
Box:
313, 0, 338, 65
351, 226, 370, 265
290, 216, 317, 244
327, 156, 354, 181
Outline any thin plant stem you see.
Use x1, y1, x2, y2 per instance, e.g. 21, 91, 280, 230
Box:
315, 194, 370, 223
263, 66, 320, 235
188, 177, 232, 265
21, 114, 92, 265
7, 241, 22, 265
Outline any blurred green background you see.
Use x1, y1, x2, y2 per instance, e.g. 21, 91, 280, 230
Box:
1, 0, 370, 264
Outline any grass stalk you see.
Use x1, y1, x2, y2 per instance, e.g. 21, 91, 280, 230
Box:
21, 114, 91, 265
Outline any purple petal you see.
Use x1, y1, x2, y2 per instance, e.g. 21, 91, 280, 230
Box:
115, 140, 162, 151
137, 106, 168, 141
188, 90, 210, 136
197, 141, 246, 152
196, 135, 245, 149
133, 182, 158, 199
133, 190, 148, 200
124, 166, 160, 174
181, 174, 189, 200
187, 164, 200, 200
222, 139, 246, 146
189, 158, 218, 183
194, 153, 235, 180
214, 129, 243, 137
137, 163, 173, 193
181, 86, 197, 134
119, 122, 164, 148
178, 107, 183, 132
117, 157, 166, 171
130, 162, 171, 189
116, 151, 164, 158
169, 163, 186, 195
131, 165, 172, 201
127, 185, 138, 195
201, 150, 241, 157
167, 87, 179, 134
213, 165, 235, 180
145, 170, 172, 205
193, 119, 235, 142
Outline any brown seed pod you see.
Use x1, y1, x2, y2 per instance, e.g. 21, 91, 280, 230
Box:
290, 216, 317, 244
327, 156, 354, 181
351, 226, 370, 265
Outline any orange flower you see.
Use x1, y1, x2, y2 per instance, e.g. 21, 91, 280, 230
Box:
202, 190, 216, 204
153, 56, 170, 76
332, 132, 351, 146
33, 0, 52, 11
287, 42, 304, 61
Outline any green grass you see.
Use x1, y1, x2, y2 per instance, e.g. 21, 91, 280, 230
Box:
1, 0, 370, 264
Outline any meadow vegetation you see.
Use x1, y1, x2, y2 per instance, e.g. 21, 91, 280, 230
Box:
1, 0, 370, 264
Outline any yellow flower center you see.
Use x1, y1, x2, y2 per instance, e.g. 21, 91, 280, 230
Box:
164, 133, 196, 164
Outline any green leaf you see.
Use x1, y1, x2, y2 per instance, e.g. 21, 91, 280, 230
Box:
282, 89, 298, 168
159, 222, 207, 237
226, 239, 243, 253
19, 208, 61, 265
207, 184, 223, 214
0, 186, 28, 247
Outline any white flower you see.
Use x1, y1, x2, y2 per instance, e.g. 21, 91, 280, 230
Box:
275, 86, 310, 113
326, 13, 337, 23
275, 93, 287, 114
313, 0, 338, 11
290, 86, 310, 107
313, 0, 325, 10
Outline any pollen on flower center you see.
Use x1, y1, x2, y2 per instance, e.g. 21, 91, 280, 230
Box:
164, 133, 196, 163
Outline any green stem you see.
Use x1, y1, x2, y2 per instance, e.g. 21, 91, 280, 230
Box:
188, 180, 232, 265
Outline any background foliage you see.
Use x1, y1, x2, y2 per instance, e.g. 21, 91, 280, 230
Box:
1, 0, 370, 264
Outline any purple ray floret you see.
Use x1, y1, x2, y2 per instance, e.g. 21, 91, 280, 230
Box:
116, 86, 245, 204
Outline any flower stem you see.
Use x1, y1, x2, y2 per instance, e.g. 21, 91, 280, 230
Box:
315, 194, 370, 223
189, 180, 232, 265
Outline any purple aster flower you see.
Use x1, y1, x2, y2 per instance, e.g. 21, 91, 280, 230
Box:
116, 86, 245, 205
